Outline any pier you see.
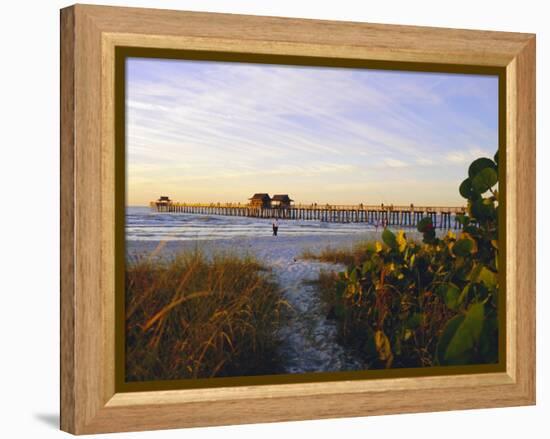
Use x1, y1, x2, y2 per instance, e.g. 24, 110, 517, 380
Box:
150, 196, 466, 229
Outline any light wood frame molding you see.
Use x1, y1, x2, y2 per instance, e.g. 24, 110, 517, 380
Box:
60, 4, 536, 434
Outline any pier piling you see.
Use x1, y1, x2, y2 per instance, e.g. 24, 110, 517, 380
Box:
150, 200, 466, 230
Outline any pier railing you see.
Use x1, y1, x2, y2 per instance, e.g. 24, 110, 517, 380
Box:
150, 201, 466, 229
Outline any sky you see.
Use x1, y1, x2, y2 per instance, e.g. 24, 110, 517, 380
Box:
126, 57, 498, 206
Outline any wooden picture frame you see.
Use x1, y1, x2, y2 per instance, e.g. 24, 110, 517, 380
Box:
60, 4, 536, 434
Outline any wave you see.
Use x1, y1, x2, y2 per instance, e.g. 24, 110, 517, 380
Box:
125, 206, 449, 241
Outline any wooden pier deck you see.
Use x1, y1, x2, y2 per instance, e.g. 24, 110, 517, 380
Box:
150, 201, 466, 229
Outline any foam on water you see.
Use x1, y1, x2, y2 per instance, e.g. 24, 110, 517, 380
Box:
126, 206, 380, 241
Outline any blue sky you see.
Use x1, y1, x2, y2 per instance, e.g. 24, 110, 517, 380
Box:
126, 57, 498, 206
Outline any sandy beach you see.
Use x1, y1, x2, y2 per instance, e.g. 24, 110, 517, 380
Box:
127, 230, 424, 374
127, 231, 383, 260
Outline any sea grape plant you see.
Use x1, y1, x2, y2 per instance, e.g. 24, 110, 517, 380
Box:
334, 153, 499, 368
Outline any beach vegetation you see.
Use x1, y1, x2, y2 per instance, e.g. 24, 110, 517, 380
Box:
300, 241, 374, 267
305, 154, 500, 368
125, 250, 288, 380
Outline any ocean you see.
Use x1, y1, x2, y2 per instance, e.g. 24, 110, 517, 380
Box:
126, 206, 383, 241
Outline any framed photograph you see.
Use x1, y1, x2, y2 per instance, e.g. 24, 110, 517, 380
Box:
60, 4, 536, 434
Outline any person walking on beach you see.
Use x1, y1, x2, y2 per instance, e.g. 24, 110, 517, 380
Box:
272, 218, 279, 236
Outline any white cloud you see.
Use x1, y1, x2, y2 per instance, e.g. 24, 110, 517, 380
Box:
416, 158, 435, 166
126, 58, 498, 206
384, 158, 409, 168
446, 152, 468, 163
445, 148, 494, 164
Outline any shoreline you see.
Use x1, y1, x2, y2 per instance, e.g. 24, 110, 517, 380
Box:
125, 230, 424, 374
126, 229, 428, 262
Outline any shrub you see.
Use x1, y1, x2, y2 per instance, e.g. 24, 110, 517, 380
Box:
325, 153, 500, 368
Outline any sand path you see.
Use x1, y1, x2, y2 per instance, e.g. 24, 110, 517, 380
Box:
127, 233, 382, 373
230, 235, 366, 373
261, 250, 363, 373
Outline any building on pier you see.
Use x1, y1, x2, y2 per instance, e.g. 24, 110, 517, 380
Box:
248, 193, 271, 209
156, 196, 172, 206
271, 194, 293, 209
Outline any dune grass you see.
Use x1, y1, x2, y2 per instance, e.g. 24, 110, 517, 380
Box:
125, 249, 288, 381
301, 241, 373, 267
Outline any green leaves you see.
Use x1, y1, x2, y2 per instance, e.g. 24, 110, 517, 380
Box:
407, 313, 422, 329
455, 214, 469, 226
453, 239, 473, 257
335, 280, 346, 299
459, 178, 477, 200
374, 330, 394, 367
349, 267, 358, 283
328, 152, 500, 370
470, 265, 498, 289
478, 266, 497, 289
453, 234, 477, 257
334, 303, 345, 318
362, 260, 374, 274
437, 283, 461, 310
471, 168, 497, 194
437, 303, 485, 365
417, 217, 433, 233
417, 217, 436, 243
468, 157, 496, 179
460, 156, 498, 202
436, 314, 465, 364
382, 228, 397, 249
458, 284, 471, 305
471, 198, 495, 221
